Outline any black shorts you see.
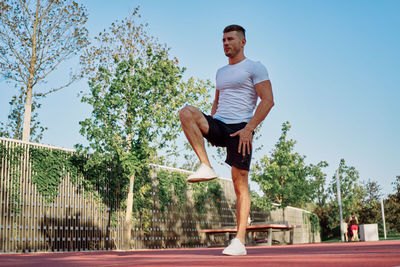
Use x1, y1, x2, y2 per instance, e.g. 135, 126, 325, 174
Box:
202, 113, 252, 171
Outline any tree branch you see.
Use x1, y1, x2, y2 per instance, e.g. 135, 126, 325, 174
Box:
33, 74, 79, 97
1, 17, 32, 51
0, 34, 30, 71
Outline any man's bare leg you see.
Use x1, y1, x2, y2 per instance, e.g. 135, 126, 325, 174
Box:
231, 166, 250, 244
179, 105, 211, 167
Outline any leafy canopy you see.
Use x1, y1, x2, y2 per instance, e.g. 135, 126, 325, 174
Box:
77, 10, 212, 221
328, 158, 365, 220
0, 0, 89, 141
0, 0, 88, 90
0, 87, 46, 142
251, 121, 328, 210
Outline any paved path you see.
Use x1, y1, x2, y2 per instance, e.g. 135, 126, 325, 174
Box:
1, 240, 399, 266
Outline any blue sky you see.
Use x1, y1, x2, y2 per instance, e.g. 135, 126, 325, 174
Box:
1, 0, 399, 196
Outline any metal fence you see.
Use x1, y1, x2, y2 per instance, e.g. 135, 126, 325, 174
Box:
0, 137, 123, 253
0, 137, 319, 253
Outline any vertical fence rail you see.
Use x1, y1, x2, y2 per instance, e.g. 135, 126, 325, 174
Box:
0, 140, 6, 252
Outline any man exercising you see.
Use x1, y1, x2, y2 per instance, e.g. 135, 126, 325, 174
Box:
179, 25, 274, 256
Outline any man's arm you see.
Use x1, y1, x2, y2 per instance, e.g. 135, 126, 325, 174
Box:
211, 89, 220, 116
245, 80, 274, 132
230, 80, 274, 155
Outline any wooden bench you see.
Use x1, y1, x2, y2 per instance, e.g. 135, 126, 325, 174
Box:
199, 224, 300, 247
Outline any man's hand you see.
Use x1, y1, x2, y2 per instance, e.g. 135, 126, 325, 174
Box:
230, 127, 253, 156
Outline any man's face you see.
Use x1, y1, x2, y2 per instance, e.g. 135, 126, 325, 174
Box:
223, 31, 245, 58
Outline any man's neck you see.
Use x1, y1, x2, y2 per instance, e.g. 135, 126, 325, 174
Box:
228, 54, 246, 65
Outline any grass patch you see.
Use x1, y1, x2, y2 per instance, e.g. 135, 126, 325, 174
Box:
322, 237, 341, 243
380, 233, 400, 240
322, 233, 400, 243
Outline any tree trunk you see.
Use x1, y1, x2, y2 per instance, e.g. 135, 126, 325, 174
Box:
122, 172, 135, 249
22, 86, 33, 141
22, 0, 40, 142
125, 172, 135, 222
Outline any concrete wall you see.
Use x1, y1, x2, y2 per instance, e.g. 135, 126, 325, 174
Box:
149, 165, 321, 247
217, 176, 321, 245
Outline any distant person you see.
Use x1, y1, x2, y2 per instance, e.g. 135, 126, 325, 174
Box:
179, 24, 274, 256
348, 214, 359, 241
342, 219, 349, 242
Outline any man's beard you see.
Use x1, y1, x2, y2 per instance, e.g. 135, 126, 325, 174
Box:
224, 46, 240, 58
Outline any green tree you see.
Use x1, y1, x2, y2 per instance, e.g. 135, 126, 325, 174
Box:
359, 203, 381, 228
384, 176, 400, 233
0, 87, 46, 142
357, 180, 383, 225
326, 159, 365, 236
251, 121, 328, 212
313, 203, 335, 240
362, 179, 383, 203
315, 165, 382, 240
78, 10, 211, 249
0, 0, 89, 141
309, 161, 330, 207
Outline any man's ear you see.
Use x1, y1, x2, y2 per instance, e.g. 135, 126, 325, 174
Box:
242, 38, 246, 47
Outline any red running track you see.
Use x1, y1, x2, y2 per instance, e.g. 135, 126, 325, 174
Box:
0, 240, 399, 267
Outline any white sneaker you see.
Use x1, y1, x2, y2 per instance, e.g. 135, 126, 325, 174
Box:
187, 163, 217, 183
222, 238, 247, 256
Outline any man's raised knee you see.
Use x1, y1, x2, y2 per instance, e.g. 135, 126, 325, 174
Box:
179, 105, 195, 122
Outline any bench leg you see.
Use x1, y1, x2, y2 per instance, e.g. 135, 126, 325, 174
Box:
246, 231, 254, 246
290, 229, 294, 245
267, 228, 272, 246
224, 232, 230, 246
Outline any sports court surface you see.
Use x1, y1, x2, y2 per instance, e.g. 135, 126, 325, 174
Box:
0, 240, 399, 266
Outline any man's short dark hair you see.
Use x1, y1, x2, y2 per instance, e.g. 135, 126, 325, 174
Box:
223, 25, 246, 39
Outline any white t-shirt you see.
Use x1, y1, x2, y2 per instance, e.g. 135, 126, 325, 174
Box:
214, 58, 269, 124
